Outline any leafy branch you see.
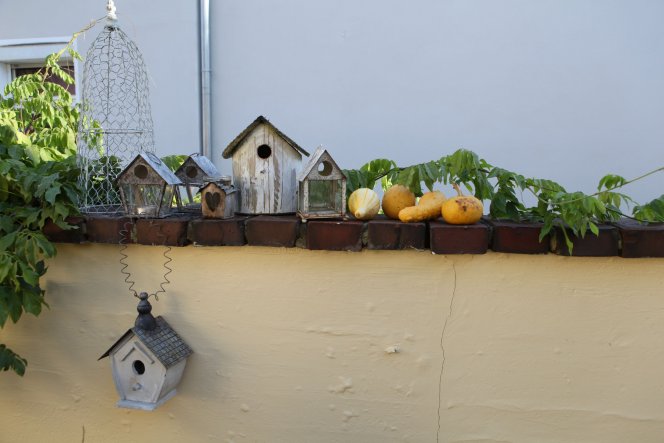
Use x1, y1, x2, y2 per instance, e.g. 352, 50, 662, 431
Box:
0, 39, 87, 375
343, 149, 664, 254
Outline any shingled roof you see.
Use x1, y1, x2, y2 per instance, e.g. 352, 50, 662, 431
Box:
222, 115, 309, 159
99, 316, 193, 368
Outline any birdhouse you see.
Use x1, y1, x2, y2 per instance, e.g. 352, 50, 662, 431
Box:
200, 178, 237, 219
297, 147, 347, 220
222, 116, 309, 214
174, 154, 221, 212
99, 292, 193, 411
117, 152, 182, 217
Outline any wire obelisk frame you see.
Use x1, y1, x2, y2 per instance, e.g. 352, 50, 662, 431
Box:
78, 0, 155, 213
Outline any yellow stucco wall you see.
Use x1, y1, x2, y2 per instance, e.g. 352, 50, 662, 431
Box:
1, 243, 664, 442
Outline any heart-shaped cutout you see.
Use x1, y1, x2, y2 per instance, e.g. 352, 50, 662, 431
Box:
205, 192, 221, 211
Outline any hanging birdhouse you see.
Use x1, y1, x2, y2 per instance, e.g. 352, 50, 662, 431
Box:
117, 152, 182, 217
174, 154, 221, 212
200, 177, 237, 219
297, 147, 346, 220
99, 292, 193, 411
222, 116, 309, 214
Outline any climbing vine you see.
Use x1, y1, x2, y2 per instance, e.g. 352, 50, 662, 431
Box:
0, 46, 82, 375
343, 149, 664, 253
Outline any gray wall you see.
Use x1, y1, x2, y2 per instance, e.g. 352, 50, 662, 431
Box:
0, 0, 200, 164
1, 0, 662, 202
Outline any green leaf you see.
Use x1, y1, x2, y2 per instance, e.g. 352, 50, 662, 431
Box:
633, 195, 664, 222
0, 344, 27, 376
0, 232, 16, 252
33, 234, 56, 258
21, 286, 43, 316
160, 154, 188, 172
19, 262, 39, 287
588, 221, 599, 236
44, 185, 61, 204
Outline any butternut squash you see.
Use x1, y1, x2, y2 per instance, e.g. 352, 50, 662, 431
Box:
398, 191, 446, 223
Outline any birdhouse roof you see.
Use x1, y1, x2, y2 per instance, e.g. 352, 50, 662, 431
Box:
199, 181, 236, 194
297, 146, 344, 181
175, 154, 221, 181
222, 115, 309, 159
99, 316, 193, 368
119, 152, 182, 186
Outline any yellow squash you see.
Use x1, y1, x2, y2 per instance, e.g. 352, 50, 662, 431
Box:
348, 188, 380, 220
441, 184, 483, 224
382, 185, 416, 220
398, 191, 446, 223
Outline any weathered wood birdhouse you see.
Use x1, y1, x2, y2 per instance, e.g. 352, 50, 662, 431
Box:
99, 292, 193, 411
200, 177, 237, 219
297, 147, 347, 220
117, 152, 182, 217
222, 116, 309, 214
174, 154, 221, 212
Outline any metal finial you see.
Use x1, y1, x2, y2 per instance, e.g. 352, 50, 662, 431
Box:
106, 0, 117, 21
135, 292, 157, 331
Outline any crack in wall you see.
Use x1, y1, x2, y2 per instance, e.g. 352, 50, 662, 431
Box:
437, 262, 458, 443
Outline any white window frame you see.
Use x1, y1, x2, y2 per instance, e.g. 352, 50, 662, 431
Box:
0, 36, 80, 101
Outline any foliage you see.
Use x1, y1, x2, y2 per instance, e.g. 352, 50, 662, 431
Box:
161, 154, 188, 172
0, 344, 27, 376
0, 50, 82, 375
343, 150, 664, 254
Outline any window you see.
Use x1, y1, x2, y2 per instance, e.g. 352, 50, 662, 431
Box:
0, 37, 79, 99
12, 63, 76, 95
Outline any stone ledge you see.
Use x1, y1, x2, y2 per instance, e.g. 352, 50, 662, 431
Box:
614, 220, 664, 258
488, 220, 549, 254
43, 216, 86, 243
551, 225, 620, 257
188, 217, 248, 246
135, 216, 191, 246
306, 220, 364, 252
41, 215, 664, 258
367, 217, 427, 250
245, 215, 300, 248
429, 220, 491, 254
85, 216, 134, 244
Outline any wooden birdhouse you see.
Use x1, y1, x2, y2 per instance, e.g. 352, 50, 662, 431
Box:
200, 177, 237, 219
117, 152, 182, 217
174, 154, 221, 212
99, 292, 193, 411
297, 147, 346, 220
222, 116, 309, 214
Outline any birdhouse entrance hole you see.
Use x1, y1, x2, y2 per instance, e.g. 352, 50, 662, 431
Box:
133, 360, 146, 375
134, 164, 149, 179
317, 160, 333, 176
257, 144, 272, 159
186, 166, 198, 179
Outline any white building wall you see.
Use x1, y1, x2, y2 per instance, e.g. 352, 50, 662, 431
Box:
1, 0, 662, 202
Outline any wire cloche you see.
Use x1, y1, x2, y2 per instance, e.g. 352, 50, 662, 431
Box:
77, 5, 155, 214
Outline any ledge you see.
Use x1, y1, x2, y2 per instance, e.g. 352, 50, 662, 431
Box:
42, 214, 664, 258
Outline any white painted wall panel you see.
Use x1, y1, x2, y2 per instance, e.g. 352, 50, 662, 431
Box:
1, 0, 662, 203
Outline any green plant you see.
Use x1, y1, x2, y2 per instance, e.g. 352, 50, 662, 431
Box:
343, 149, 664, 254
161, 154, 188, 172
0, 45, 82, 375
